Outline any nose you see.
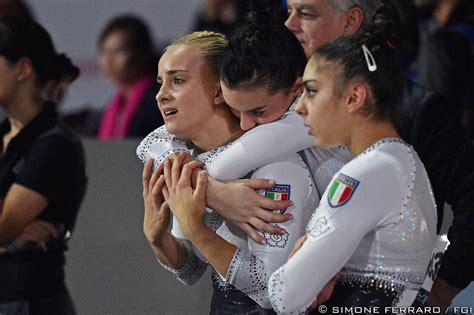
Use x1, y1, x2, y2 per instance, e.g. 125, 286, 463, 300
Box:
295, 96, 307, 117
239, 113, 257, 131
285, 11, 300, 33
156, 82, 171, 106
98, 53, 110, 71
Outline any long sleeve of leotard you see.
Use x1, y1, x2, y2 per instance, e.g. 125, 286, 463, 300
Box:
154, 236, 208, 286
200, 111, 314, 180
136, 112, 314, 179
220, 155, 316, 308
161, 209, 226, 285
268, 154, 405, 314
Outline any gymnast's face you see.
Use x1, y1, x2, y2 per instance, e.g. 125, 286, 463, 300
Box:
156, 44, 219, 139
221, 83, 302, 131
296, 58, 349, 147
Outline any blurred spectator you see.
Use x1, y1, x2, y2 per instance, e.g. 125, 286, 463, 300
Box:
193, 0, 243, 35
0, 0, 34, 19
97, 15, 163, 140
0, 0, 34, 123
416, 0, 474, 138
193, 0, 289, 36
0, 16, 87, 314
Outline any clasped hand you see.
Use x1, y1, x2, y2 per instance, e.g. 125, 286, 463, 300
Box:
162, 153, 208, 238
142, 153, 207, 243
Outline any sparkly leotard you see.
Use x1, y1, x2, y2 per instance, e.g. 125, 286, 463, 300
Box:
268, 139, 437, 314
137, 124, 319, 311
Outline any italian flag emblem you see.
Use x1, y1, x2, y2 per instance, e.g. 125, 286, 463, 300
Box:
264, 184, 291, 213
328, 173, 360, 208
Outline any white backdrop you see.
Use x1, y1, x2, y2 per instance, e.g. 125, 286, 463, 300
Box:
28, 0, 203, 114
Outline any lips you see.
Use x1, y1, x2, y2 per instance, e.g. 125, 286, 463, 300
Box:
304, 123, 312, 135
160, 107, 178, 121
163, 109, 178, 116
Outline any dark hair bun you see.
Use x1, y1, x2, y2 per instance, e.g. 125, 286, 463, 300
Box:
368, 2, 402, 49
52, 53, 80, 82
220, 0, 306, 93
245, 0, 281, 26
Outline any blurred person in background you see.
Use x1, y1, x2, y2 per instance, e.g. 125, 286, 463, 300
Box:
0, 0, 33, 20
192, 0, 246, 35
416, 0, 474, 138
0, 0, 34, 124
192, 0, 289, 36
97, 15, 164, 140
0, 16, 87, 314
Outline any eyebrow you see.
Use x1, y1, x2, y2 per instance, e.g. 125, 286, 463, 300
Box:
246, 105, 266, 112
156, 69, 190, 81
303, 79, 318, 85
166, 70, 189, 75
289, 3, 315, 10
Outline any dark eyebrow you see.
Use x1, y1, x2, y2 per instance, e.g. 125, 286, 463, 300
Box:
247, 106, 266, 112
166, 70, 189, 75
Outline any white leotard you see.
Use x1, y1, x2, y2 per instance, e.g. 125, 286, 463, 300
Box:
136, 105, 353, 196
136, 127, 319, 308
268, 139, 437, 313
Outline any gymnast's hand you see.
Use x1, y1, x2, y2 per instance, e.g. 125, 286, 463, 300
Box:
142, 160, 170, 245
207, 178, 293, 244
162, 153, 208, 238
289, 233, 308, 259
168, 152, 195, 165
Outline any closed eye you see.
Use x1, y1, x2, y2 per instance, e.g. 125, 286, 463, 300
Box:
251, 110, 265, 117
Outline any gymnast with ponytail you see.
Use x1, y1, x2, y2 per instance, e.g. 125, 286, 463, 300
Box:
268, 4, 438, 312
0, 16, 86, 314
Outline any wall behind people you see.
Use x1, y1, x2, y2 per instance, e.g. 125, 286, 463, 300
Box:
27, 0, 203, 115
66, 139, 213, 314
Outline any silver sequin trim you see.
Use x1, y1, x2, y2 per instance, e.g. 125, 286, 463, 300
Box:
226, 248, 272, 306
261, 225, 290, 248
136, 126, 190, 166
340, 266, 423, 306
196, 142, 234, 166
203, 209, 223, 232
157, 239, 207, 285
269, 267, 308, 314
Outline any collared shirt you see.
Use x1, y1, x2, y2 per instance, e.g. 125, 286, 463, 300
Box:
0, 103, 86, 232
0, 103, 87, 301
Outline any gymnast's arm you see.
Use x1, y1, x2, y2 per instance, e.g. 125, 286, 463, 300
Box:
142, 160, 207, 285
222, 158, 314, 307
268, 166, 401, 313
137, 119, 310, 239
170, 157, 313, 307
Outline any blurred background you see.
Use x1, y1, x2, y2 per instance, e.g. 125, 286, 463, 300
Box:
0, 0, 470, 313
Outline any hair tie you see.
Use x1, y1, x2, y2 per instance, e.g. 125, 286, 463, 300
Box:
362, 45, 377, 72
